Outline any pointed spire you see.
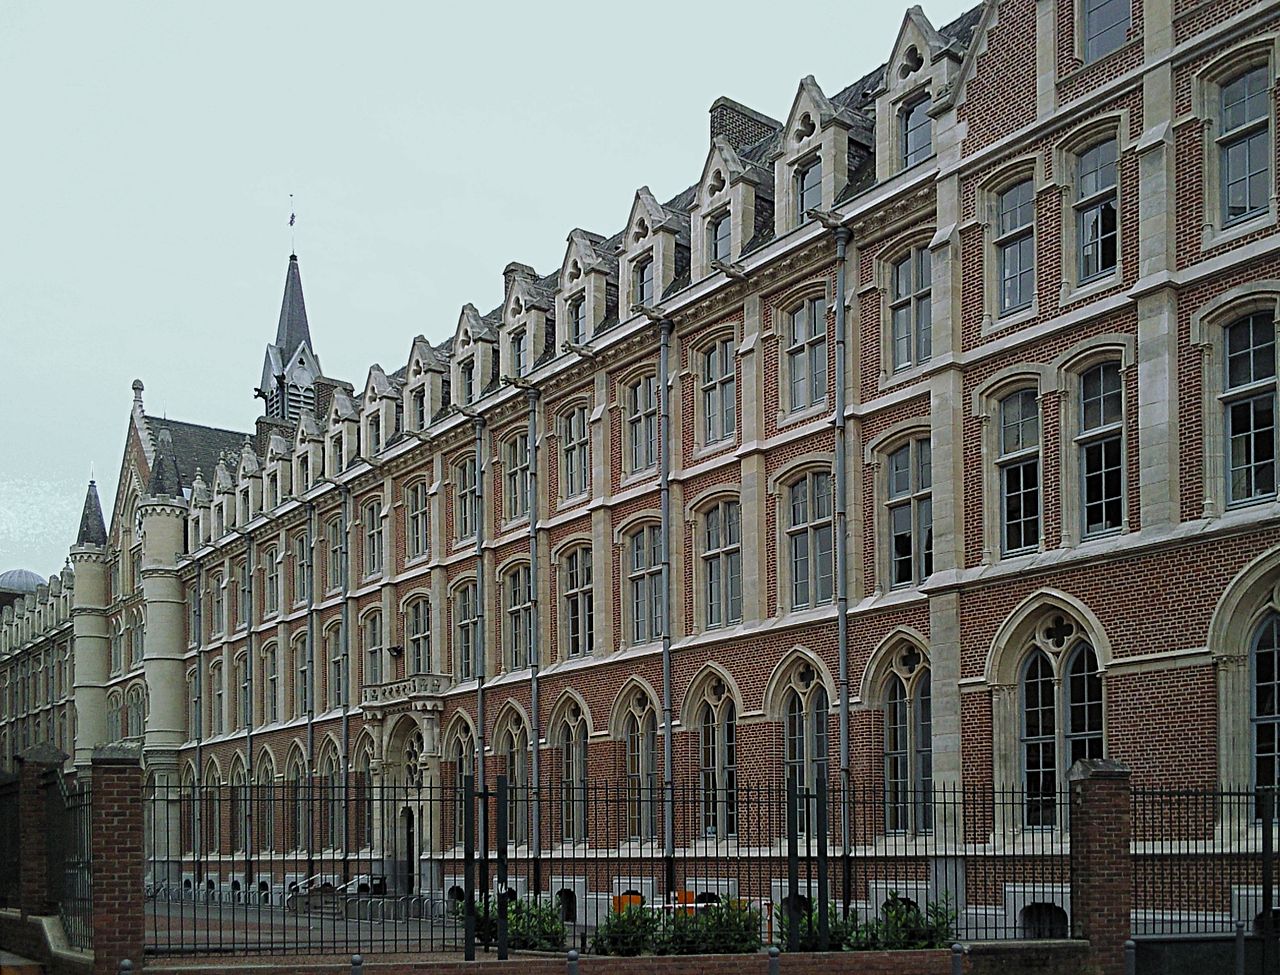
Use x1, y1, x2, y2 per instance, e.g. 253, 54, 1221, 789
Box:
275, 253, 312, 358
76, 480, 108, 547
147, 428, 184, 498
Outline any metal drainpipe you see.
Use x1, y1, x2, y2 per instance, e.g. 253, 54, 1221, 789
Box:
243, 535, 255, 884
194, 562, 204, 885
658, 319, 675, 870
525, 389, 542, 874
833, 226, 853, 854
305, 499, 317, 878
473, 416, 488, 845
338, 483, 352, 875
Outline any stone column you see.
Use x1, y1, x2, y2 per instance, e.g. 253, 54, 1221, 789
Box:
70, 545, 109, 772
90, 744, 144, 975
1069, 758, 1133, 975
140, 495, 188, 766
16, 743, 66, 916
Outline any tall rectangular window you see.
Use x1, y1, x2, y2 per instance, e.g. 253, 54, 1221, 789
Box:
505, 433, 530, 520
456, 458, 478, 539
408, 598, 430, 675
1221, 66, 1271, 226
1079, 362, 1124, 535
569, 297, 587, 345
628, 376, 659, 472
1076, 139, 1118, 282
1083, 0, 1129, 62
796, 157, 822, 221
890, 247, 932, 371
634, 256, 654, 307
786, 297, 828, 411
1226, 313, 1278, 503
368, 413, 381, 454
702, 338, 736, 444
365, 611, 383, 685
628, 526, 663, 645
788, 471, 834, 609
364, 500, 384, 576
703, 500, 742, 628
460, 360, 476, 404
887, 440, 933, 588
412, 388, 427, 430
901, 96, 932, 167
512, 331, 527, 377
505, 565, 533, 671
997, 180, 1036, 315
455, 584, 478, 680
235, 561, 249, 629
562, 406, 590, 498
563, 548, 593, 658
708, 213, 731, 264
407, 482, 429, 561
264, 645, 278, 723
264, 547, 279, 617
292, 533, 308, 605
211, 574, 224, 636
326, 518, 342, 591
999, 390, 1041, 554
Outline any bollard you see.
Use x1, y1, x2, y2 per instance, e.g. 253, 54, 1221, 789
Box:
1237, 920, 1247, 975
1124, 939, 1136, 975
352, 953, 364, 975
119, 962, 133, 975
768, 944, 781, 975
951, 942, 964, 975
566, 947, 580, 975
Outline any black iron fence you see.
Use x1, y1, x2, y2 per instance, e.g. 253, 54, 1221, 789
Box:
142, 776, 1072, 957
0, 772, 17, 909
46, 772, 92, 951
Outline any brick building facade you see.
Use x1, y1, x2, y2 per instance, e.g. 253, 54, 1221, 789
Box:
2, 0, 1279, 930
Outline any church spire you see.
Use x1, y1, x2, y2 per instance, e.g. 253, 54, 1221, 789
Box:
75, 480, 108, 548
259, 252, 321, 422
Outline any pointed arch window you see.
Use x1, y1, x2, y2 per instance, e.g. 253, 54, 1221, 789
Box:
622, 693, 658, 841
229, 765, 249, 853
451, 729, 476, 846
1253, 613, 1280, 790
781, 665, 828, 834
287, 757, 307, 852
321, 750, 343, 850
698, 684, 737, 838
883, 666, 932, 834
560, 709, 588, 842
503, 721, 530, 845
256, 763, 276, 852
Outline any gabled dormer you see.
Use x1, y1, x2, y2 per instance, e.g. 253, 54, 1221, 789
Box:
556, 229, 613, 348
212, 454, 235, 536
873, 6, 965, 182
451, 304, 496, 408
263, 431, 292, 511
403, 335, 448, 432
293, 412, 322, 495
327, 389, 360, 475
501, 263, 553, 379
188, 469, 211, 547
235, 439, 262, 523
617, 187, 688, 317
361, 364, 399, 456
690, 133, 775, 281
774, 76, 866, 235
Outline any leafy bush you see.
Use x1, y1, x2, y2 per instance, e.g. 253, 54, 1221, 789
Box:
775, 901, 856, 951
507, 897, 567, 951
695, 901, 764, 954
592, 906, 660, 956
846, 894, 957, 951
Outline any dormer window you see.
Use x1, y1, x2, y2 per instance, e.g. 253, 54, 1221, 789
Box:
333, 434, 345, 471
298, 454, 310, 493
796, 157, 822, 221
461, 360, 476, 404
369, 413, 381, 454
634, 256, 655, 307
901, 96, 932, 168
569, 298, 587, 345
512, 330, 527, 377
708, 213, 731, 264
412, 388, 427, 430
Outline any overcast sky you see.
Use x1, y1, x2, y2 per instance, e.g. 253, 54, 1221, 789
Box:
0, 0, 975, 577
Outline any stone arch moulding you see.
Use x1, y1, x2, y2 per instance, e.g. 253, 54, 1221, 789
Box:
983, 587, 1112, 687
858, 625, 931, 707
607, 674, 664, 739
679, 661, 746, 729
761, 645, 839, 720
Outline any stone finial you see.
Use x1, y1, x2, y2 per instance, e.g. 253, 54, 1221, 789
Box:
132, 378, 145, 407
62, 560, 74, 589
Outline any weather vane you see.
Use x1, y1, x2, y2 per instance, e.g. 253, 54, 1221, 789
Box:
289, 193, 297, 254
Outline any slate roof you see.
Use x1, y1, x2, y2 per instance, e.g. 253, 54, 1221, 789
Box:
75, 481, 108, 547
275, 254, 312, 358
147, 429, 184, 498
146, 417, 248, 490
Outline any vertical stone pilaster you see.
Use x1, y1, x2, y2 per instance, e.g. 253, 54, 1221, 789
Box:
1069, 758, 1133, 975
90, 744, 144, 975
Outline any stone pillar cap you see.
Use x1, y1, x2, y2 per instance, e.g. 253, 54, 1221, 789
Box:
16, 742, 69, 766
1067, 757, 1131, 781
92, 742, 143, 766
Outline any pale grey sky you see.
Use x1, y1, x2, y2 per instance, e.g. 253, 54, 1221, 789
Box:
0, 0, 975, 577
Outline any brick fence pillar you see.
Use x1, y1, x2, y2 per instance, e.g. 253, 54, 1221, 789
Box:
1069, 758, 1132, 975
16, 743, 67, 917
90, 744, 144, 975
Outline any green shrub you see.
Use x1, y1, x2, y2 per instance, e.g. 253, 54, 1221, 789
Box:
507, 897, 567, 952
696, 901, 764, 954
592, 906, 660, 956
775, 901, 856, 951
846, 894, 957, 951
653, 908, 703, 956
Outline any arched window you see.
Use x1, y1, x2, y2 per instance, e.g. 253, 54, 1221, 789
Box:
1019, 633, 1103, 828
698, 686, 737, 838
292, 638, 309, 719
406, 598, 430, 675
264, 546, 280, 617
889, 246, 931, 371
627, 375, 659, 473
504, 433, 531, 521
1079, 362, 1125, 536
781, 665, 829, 834
454, 584, 478, 681
787, 471, 833, 609
503, 721, 530, 846
703, 500, 742, 629
999, 389, 1041, 554
884, 668, 933, 834
263, 643, 279, 723
363, 611, 383, 686
204, 765, 222, 855
323, 627, 344, 711
621, 692, 658, 841
287, 757, 307, 852
321, 750, 342, 850
450, 729, 476, 846
406, 481, 430, 561
785, 297, 828, 411
455, 458, 478, 540
1253, 613, 1280, 790
363, 500, 384, 576
627, 526, 663, 645
885, 440, 933, 589
229, 764, 248, 853
1224, 313, 1277, 505
209, 660, 224, 736
561, 406, 590, 499
560, 708, 588, 842
701, 338, 736, 445
561, 547, 594, 659
505, 565, 533, 671
125, 685, 144, 739
256, 761, 275, 852
353, 742, 374, 850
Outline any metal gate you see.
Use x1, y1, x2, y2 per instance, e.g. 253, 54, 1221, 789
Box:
46, 771, 93, 950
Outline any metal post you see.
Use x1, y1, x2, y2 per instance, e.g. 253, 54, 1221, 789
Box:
786, 777, 800, 952
473, 417, 489, 921
816, 776, 829, 950
351, 954, 364, 975
1237, 919, 1246, 975
496, 775, 509, 961
768, 945, 781, 975
1124, 939, 1136, 975
1263, 787, 1275, 973
463, 774, 476, 961
566, 948, 580, 975
951, 942, 964, 975
119, 961, 133, 975
526, 388, 543, 895
657, 319, 675, 879
831, 226, 852, 864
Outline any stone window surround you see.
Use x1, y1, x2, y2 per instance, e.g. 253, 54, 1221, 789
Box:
613, 511, 664, 652
685, 323, 740, 458
259, 640, 279, 726
450, 452, 479, 545
1192, 36, 1280, 250
864, 420, 933, 596
969, 153, 1048, 335
403, 477, 431, 565
556, 397, 593, 504
863, 631, 932, 828
501, 427, 532, 527
1073, 0, 1134, 68
398, 588, 432, 677
771, 278, 834, 427
497, 555, 533, 675
767, 454, 837, 617
449, 574, 480, 683
1050, 113, 1132, 306
360, 494, 386, 580
357, 605, 383, 686
1190, 281, 1280, 519
893, 80, 935, 173
554, 535, 595, 663
874, 227, 936, 385
617, 364, 660, 482
683, 487, 744, 634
